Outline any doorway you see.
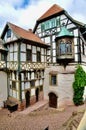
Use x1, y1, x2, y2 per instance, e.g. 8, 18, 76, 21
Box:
35, 88, 39, 102
49, 92, 57, 108
25, 91, 30, 108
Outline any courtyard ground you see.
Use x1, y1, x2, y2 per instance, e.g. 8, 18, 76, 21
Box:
0, 100, 86, 130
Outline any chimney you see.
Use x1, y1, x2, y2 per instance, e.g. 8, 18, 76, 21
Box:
28, 29, 32, 32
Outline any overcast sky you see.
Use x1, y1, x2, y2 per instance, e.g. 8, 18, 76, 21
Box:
0, 0, 86, 34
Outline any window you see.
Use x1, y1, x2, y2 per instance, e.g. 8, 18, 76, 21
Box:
41, 18, 60, 31
27, 49, 32, 62
50, 75, 57, 85
37, 51, 41, 62
56, 17, 60, 26
66, 41, 72, 54
12, 81, 16, 89
7, 29, 11, 38
60, 42, 65, 54
30, 80, 35, 87
59, 40, 72, 55
41, 23, 45, 31
45, 21, 50, 30
51, 18, 56, 28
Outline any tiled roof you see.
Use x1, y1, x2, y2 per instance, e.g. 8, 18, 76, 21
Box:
8, 22, 48, 46
38, 4, 64, 21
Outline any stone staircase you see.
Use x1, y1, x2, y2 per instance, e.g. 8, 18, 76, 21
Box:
59, 110, 85, 130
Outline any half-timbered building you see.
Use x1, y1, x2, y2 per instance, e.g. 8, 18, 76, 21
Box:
0, 22, 49, 108
0, 4, 86, 109
33, 4, 86, 107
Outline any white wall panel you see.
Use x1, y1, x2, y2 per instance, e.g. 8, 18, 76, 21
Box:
10, 53, 13, 61
32, 54, 36, 62
20, 53, 26, 61
32, 46, 36, 53
22, 91, 25, 99
14, 43, 18, 51
14, 52, 17, 61
31, 88, 35, 96
21, 44, 26, 52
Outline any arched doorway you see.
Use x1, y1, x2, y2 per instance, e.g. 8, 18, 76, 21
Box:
25, 91, 30, 108
48, 92, 57, 108
35, 88, 39, 102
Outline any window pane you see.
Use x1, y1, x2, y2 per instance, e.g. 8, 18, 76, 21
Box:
56, 17, 60, 26
45, 21, 50, 30
7, 29, 11, 38
66, 41, 72, 53
27, 49, 32, 62
12, 81, 16, 89
37, 51, 41, 62
60, 43, 65, 54
51, 18, 56, 28
51, 75, 56, 85
41, 23, 45, 31
30, 80, 35, 87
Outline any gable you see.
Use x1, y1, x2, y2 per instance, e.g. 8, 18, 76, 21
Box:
1, 25, 18, 43
38, 4, 64, 21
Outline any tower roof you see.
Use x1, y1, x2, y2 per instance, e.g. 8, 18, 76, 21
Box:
56, 26, 74, 39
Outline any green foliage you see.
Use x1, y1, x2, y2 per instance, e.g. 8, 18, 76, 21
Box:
73, 65, 86, 106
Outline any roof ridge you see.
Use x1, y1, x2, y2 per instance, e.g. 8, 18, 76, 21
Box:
38, 4, 64, 21
8, 22, 31, 33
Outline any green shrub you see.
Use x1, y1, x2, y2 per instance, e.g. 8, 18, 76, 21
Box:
73, 65, 86, 106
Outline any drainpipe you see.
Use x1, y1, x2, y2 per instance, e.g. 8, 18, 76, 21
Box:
18, 42, 22, 102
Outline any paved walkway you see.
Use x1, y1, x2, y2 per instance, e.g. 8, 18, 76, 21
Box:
20, 100, 48, 114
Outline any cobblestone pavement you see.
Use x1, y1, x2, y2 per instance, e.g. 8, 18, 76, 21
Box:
0, 101, 86, 130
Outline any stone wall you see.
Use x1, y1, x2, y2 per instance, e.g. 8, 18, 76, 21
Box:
0, 71, 7, 108
44, 64, 76, 107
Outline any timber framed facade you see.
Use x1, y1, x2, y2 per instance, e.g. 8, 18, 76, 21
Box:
0, 22, 50, 109
33, 4, 86, 107
0, 4, 86, 109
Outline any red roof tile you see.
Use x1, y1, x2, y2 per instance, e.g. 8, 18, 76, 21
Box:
38, 4, 64, 21
8, 22, 47, 45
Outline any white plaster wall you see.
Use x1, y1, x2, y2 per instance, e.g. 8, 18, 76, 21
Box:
44, 65, 75, 107
0, 71, 7, 107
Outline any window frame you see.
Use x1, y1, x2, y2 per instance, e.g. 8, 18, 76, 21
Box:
37, 51, 41, 62
12, 81, 16, 90
26, 49, 32, 62
7, 29, 11, 38
50, 74, 57, 86
59, 40, 72, 55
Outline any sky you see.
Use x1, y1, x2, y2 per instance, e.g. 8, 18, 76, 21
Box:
0, 0, 86, 35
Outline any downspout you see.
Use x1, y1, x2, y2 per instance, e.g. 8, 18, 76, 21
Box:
18, 43, 22, 101
78, 27, 81, 64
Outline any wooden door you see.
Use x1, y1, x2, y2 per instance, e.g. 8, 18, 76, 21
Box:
49, 92, 57, 108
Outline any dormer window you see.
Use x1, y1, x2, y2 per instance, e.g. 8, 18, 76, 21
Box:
7, 29, 11, 38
